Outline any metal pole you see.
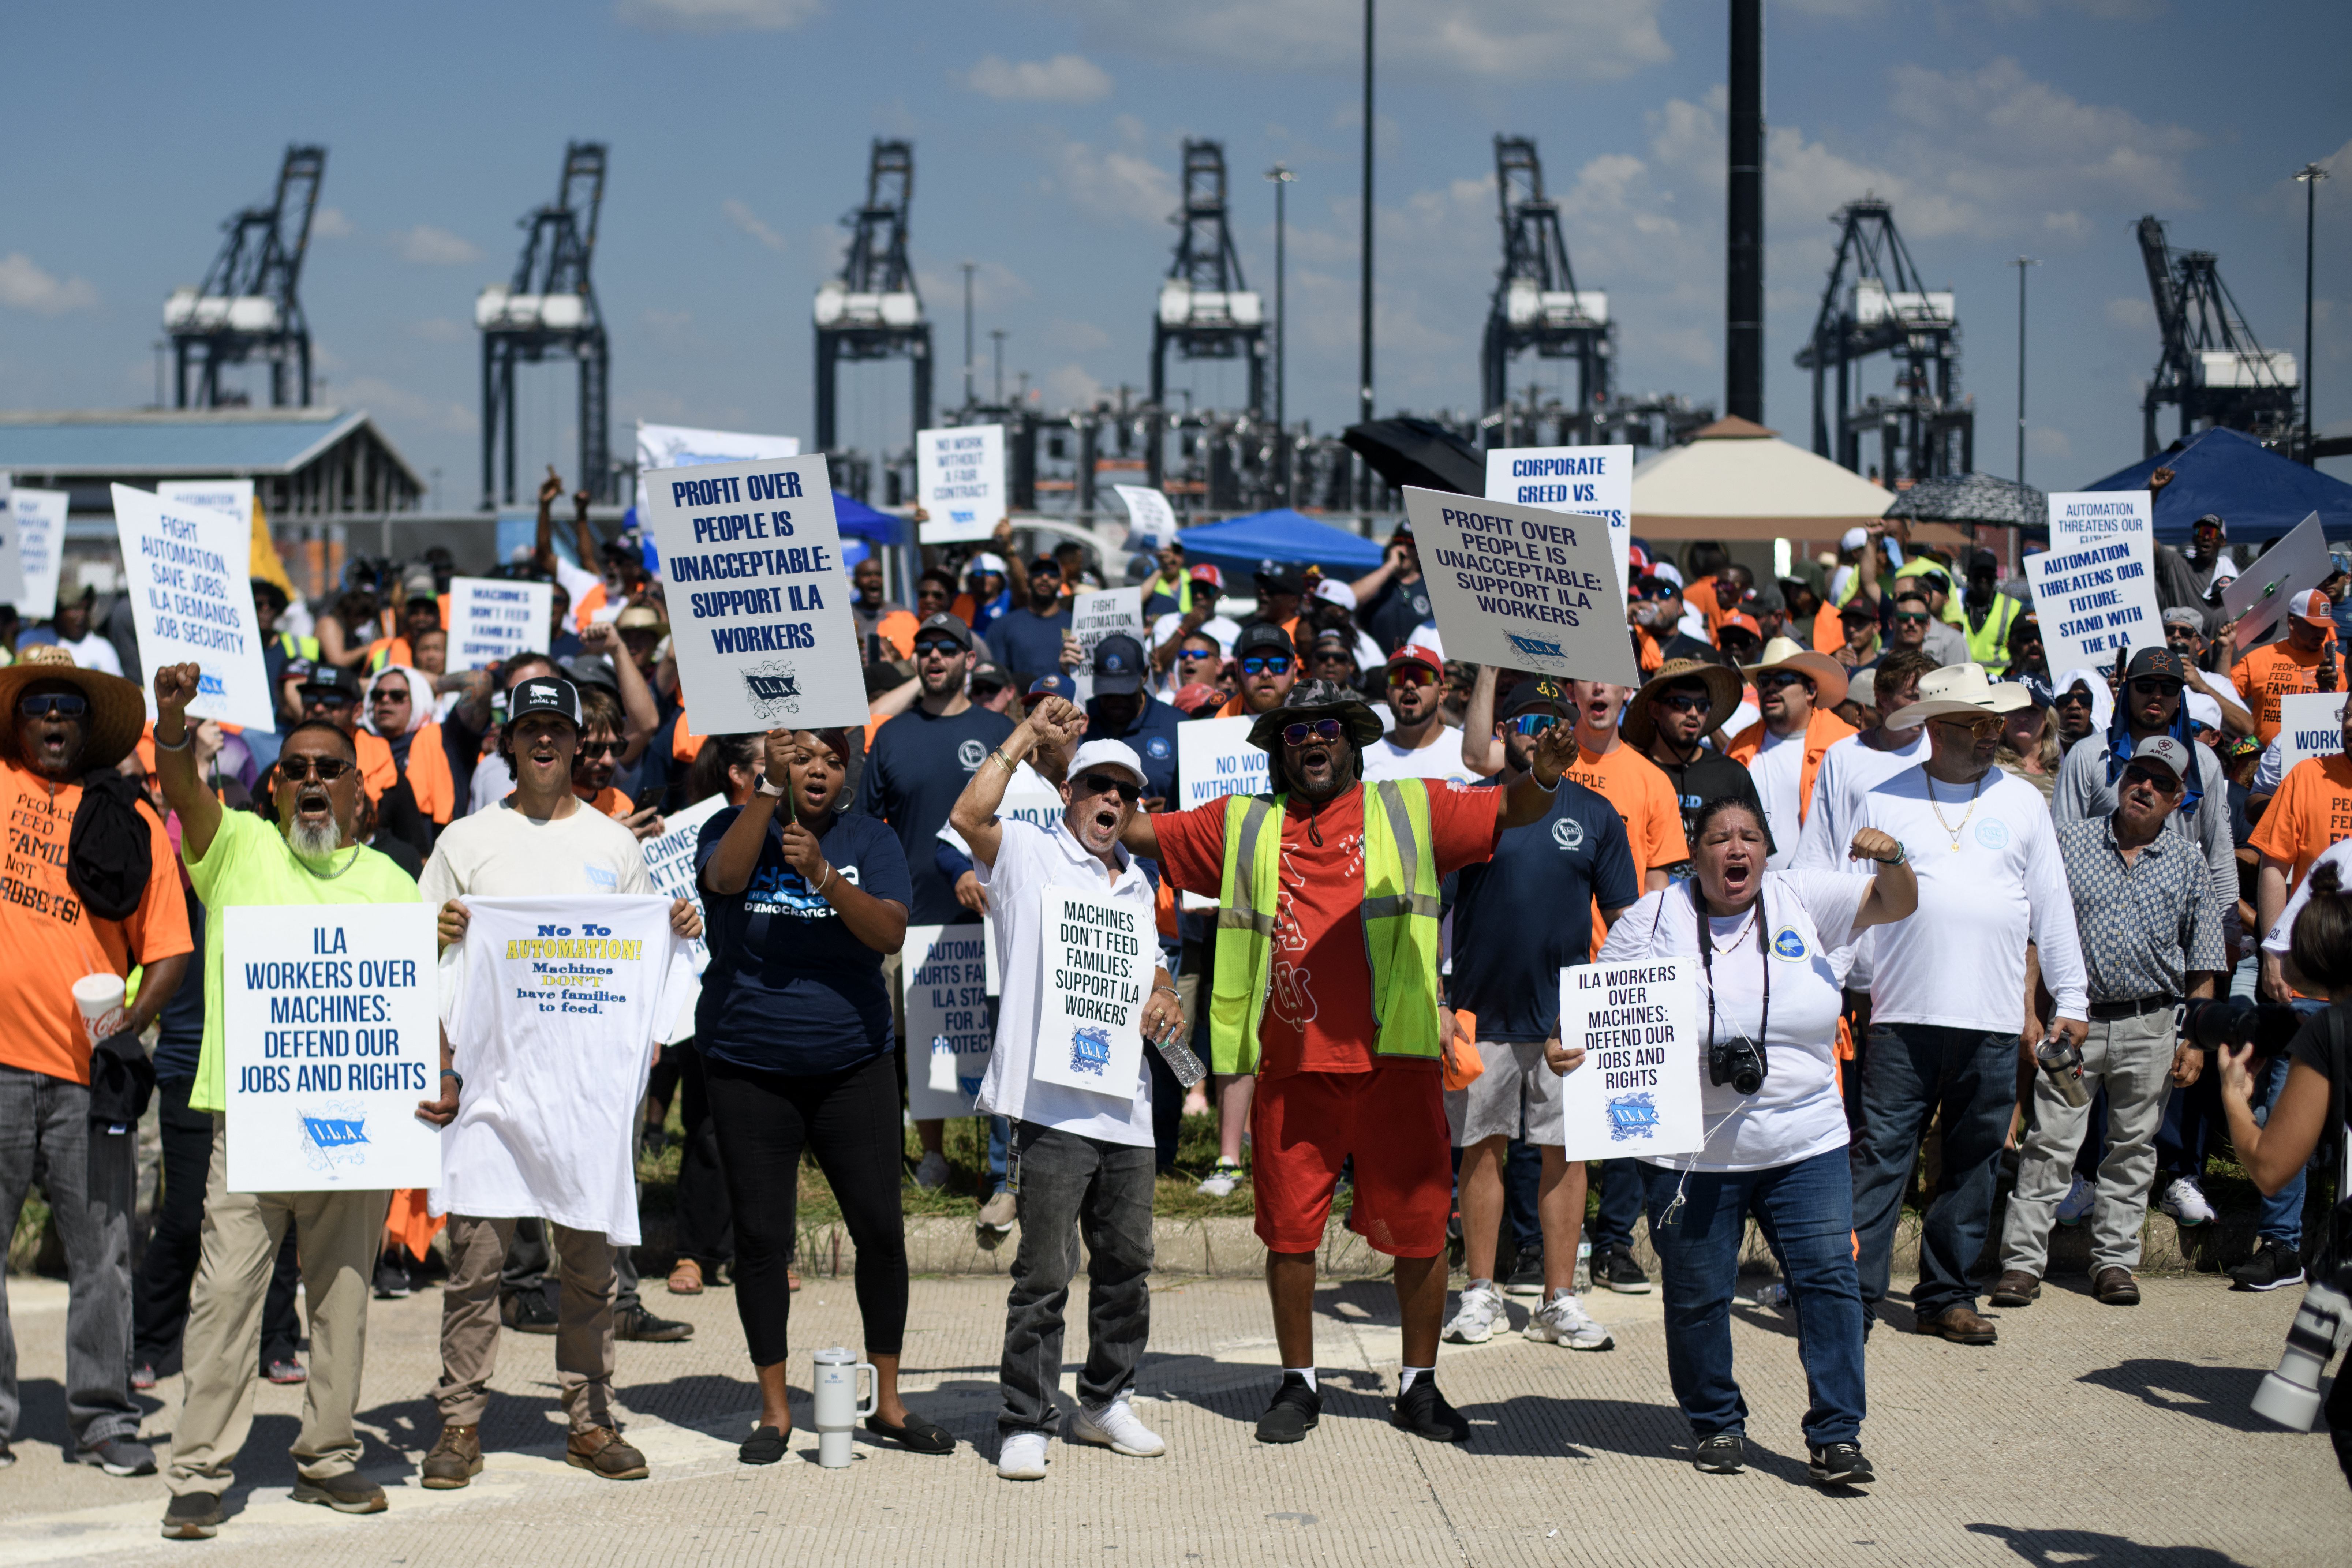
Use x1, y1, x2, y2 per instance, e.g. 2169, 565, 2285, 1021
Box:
1725, 0, 1765, 423
1358, 0, 1374, 512
2296, 163, 2328, 464
2012, 256, 2038, 484
991, 329, 1006, 405
961, 260, 976, 409
1268, 164, 1295, 506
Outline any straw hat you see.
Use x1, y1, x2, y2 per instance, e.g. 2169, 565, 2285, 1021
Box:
1738, 636, 1850, 711
1880, 662, 2035, 730
0, 645, 149, 774
1621, 658, 1746, 749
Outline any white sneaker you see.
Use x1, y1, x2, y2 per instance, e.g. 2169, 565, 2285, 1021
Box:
2158, 1175, 2217, 1227
1442, 1282, 1506, 1345
976, 1189, 1017, 1234
1524, 1292, 1615, 1351
913, 1150, 951, 1191
1070, 1393, 1166, 1457
1195, 1158, 1244, 1198
2056, 1175, 2096, 1226
997, 1430, 1050, 1480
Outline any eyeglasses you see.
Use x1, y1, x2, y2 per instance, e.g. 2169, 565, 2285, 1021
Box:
1892, 611, 1932, 625
1653, 692, 1710, 713
912, 639, 963, 658
574, 740, 618, 760
1387, 667, 1436, 689
16, 693, 87, 719
1075, 771, 1143, 803
968, 681, 1006, 701
1758, 671, 1810, 692
2121, 764, 2183, 792
2129, 678, 2184, 696
1933, 715, 2005, 739
2165, 627, 2199, 642
2054, 689, 2093, 708
1280, 719, 1345, 745
302, 692, 355, 710
370, 687, 411, 704
275, 756, 355, 783
1241, 655, 1293, 676
1506, 712, 1560, 736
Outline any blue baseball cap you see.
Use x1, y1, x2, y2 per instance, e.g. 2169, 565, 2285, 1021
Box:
1027, 671, 1076, 701
1091, 633, 1145, 696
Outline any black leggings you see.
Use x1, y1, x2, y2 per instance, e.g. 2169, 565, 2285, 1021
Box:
704, 1049, 906, 1367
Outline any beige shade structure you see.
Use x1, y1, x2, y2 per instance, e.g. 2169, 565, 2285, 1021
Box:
1629, 416, 1965, 547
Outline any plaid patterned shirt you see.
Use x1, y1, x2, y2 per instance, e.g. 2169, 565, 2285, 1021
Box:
2056, 815, 2225, 1003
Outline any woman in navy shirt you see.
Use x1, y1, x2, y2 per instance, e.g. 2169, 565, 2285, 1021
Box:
697, 726, 951, 1462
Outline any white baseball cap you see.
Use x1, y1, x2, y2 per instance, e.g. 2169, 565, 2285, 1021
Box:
1312, 578, 1358, 609
1067, 738, 1146, 786
1841, 526, 1870, 551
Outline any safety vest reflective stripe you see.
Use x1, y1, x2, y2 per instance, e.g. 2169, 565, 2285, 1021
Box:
1967, 596, 2021, 667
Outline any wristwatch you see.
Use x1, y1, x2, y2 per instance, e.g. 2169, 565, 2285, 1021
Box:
755, 775, 787, 799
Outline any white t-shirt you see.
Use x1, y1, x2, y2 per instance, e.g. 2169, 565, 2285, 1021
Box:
419, 796, 655, 907
431, 895, 694, 1242
1855, 765, 2089, 1030
1791, 730, 1926, 989
1749, 726, 1805, 871
1361, 723, 1474, 785
973, 817, 1156, 1145
1597, 872, 1868, 1172
57, 631, 124, 677
1150, 611, 1243, 659
2264, 836, 2352, 956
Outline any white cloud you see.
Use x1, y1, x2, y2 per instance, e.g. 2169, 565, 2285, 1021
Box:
397, 225, 483, 266
2105, 296, 2155, 333
614, 0, 820, 30
1043, 363, 1104, 407
964, 53, 1112, 105
333, 374, 475, 435
722, 198, 788, 253
310, 206, 355, 240
0, 253, 98, 315
1046, 136, 1177, 227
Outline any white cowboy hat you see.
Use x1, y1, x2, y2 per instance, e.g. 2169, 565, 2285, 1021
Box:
1881, 662, 2035, 729
1738, 635, 1849, 711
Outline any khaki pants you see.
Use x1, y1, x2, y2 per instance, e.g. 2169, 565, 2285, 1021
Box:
166, 1120, 389, 1496
435, 1214, 616, 1433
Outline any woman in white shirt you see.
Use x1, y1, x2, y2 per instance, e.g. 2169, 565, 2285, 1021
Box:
1570, 797, 1915, 1487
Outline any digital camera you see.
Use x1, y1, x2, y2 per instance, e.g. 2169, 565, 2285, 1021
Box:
1708, 1033, 1767, 1096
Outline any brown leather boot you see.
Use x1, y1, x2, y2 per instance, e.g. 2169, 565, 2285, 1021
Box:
2094, 1266, 2141, 1306
1909, 1303, 1998, 1344
420, 1423, 482, 1490
1988, 1271, 2041, 1307
567, 1426, 649, 1480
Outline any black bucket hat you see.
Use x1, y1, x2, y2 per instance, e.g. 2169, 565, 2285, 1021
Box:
1246, 677, 1386, 754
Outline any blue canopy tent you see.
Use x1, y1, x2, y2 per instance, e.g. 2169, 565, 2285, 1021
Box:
2080, 427, 2352, 546
1175, 509, 1385, 583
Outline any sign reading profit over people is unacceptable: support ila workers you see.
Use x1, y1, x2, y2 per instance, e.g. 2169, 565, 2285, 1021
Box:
1556, 959, 1702, 1163
641, 454, 863, 733
1482, 445, 1634, 605
112, 483, 276, 730
1402, 486, 1638, 686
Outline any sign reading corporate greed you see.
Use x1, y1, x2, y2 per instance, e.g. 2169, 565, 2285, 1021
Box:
1483, 445, 1634, 605
641, 455, 864, 733
1402, 486, 1637, 686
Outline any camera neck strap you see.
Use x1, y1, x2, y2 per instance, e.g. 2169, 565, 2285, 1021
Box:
1690, 877, 1770, 1058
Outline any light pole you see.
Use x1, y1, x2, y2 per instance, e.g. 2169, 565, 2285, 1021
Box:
1267, 162, 1297, 505
961, 260, 976, 409
2296, 162, 2328, 464
1357, 0, 1374, 512
990, 329, 1007, 406
2011, 255, 2039, 484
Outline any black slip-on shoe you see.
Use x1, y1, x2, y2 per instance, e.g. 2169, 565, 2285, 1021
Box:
1254, 1376, 1321, 1444
1390, 1380, 1470, 1443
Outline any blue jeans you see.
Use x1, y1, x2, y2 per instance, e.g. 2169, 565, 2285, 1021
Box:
2255, 1043, 2307, 1250
1504, 1138, 1542, 1258
1640, 1150, 1867, 1446
999, 1123, 1155, 1433
1587, 1158, 1644, 1255
1850, 1023, 2018, 1320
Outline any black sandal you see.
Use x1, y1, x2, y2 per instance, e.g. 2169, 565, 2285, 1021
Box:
739, 1425, 789, 1465
864, 1412, 955, 1455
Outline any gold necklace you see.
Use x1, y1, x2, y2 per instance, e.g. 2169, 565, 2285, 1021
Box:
1924, 771, 1986, 852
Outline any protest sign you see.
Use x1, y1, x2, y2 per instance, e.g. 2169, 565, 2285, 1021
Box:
1483, 445, 1634, 604
2222, 512, 2333, 652
902, 924, 994, 1118
1069, 585, 1145, 701
2273, 692, 2347, 778
916, 425, 1006, 543
1401, 486, 1637, 686
221, 903, 441, 1192
640, 455, 864, 733
10, 487, 66, 620
2045, 490, 2152, 560
641, 792, 728, 1043
2024, 539, 2164, 667
636, 422, 800, 513
935, 771, 1063, 994
0, 474, 18, 606
448, 576, 553, 670
1112, 484, 1177, 543
1556, 959, 1702, 1163
156, 478, 254, 531
1173, 716, 1265, 911
1030, 886, 1147, 1096
112, 483, 274, 729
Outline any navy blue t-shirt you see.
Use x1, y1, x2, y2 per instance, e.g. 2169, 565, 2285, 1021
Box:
984, 606, 1073, 683
1085, 696, 1182, 803
1448, 778, 1638, 1042
695, 807, 910, 1075
856, 703, 1018, 924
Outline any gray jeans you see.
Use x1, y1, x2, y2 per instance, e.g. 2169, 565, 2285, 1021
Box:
998, 1122, 1155, 1435
0, 1065, 140, 1450
2001, 1008, 2175, 1276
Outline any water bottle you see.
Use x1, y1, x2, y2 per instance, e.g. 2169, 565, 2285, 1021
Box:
2035, 1030, 2090, 1109
811, 1346, 876, 1467
1573, 1242, 1592, 1295
1754, 1281, 1791, 1309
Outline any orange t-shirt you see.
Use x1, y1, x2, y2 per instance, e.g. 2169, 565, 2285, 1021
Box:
0, 760, 194, 1084
576, 785, 636, 821
2233, 638, 2336, 744
1560, 741, 1690, 954
2247, 752, 2352, 888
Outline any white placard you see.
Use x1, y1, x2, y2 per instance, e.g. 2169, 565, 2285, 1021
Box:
636, 422, 800, 513
221, 903, 442, 1192
2274, 692, 2348, 777
1113, 484, 1177, 543
0, 473, 19, 607
448, 576, 553, 670
640, 455, 864, 733
112, 484, 275, 729
1070, 586, 1145, 668
2222, 511, 2333, 652
2046, 489, 2151, 561
916, 424, 1006, 543
1484, 445, 1634, 605
1173, 715, 1265, 911
641, 792, 728, 1041
1556, 959, 1702, 1163
902, 923, 994, 1119
1401, 486, 1637, 685
157, 478, 255, 532
10, 488, 67, 621
2024, 539, 2164, 667
935, 771, 1063, 995
1029, 885, 1147, 1096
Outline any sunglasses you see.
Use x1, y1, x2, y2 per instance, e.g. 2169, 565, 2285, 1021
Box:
1934, 715, 2005, 739
1506, 712, 1561, 736
1892, 611, 1932, 625
1177, 646, 1220, 663
17, 693, 87, 719
2055, 690, 2093, 707
302, 692, 355, 710
1281, 718, 1345, 745
1076, 771, 1143, 803
1387, 667, 1436, 689
2129, 678, 2184, 696
2122, 764, 2183, 792
968, 680, 1006, 701
276, 756, 355, 783
913, 640, 964, 658
1758, 671, 1810, 692
1242, 655, 1293, 676
370, 687, 411, 703
1653, 692, 1710, 713
574, 740, 618, 760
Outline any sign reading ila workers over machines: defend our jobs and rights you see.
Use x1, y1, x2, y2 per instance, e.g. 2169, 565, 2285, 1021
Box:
1402, 486, 1638, 686
641, 454, 864, 734
1555, 959, 1702, 1163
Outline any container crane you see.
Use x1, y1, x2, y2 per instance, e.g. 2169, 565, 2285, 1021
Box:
1149, 140, 1265, 485
815, 140, 932, 456
1795, 197, 1973, 480
478, 142, 610, 507
1480, 135, 1610, 446
164, 144, 325, 409
2136, 214, 2299, 456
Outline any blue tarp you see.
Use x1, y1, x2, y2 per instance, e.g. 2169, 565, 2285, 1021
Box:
831, 491, 904, 544
1175, 509, 1386, 578
2080, 427, 2352, 546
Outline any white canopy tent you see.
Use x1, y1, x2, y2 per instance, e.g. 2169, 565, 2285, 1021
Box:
1630, 416, 1912, 542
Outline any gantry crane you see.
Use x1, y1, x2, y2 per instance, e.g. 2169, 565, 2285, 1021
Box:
164, 144, 326, 409
1148, 141, 1265, 485
815, 139, 932, 454
1795, 198, 1973, 480
478, 142, 610, 507
2136, 214, 2299, 456
1480, 136, 1610, 446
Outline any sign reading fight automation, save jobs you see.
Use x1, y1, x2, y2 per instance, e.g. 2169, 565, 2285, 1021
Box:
448, 576, 554, 670
640, 454, 864, 734
221, 904, 441, 1192
1402, 486, 1638, 686
1483, 445, 1634, 605
1031, 886, 1147, 1096
916, 424, 1006, 543
112, 483, 276, 730
1556, 959, 1701, 1163
903, 923, 994, 1118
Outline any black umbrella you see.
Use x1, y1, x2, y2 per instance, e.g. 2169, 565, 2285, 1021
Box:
1879, 473, 2047, 529
1342, 419, 1484, 497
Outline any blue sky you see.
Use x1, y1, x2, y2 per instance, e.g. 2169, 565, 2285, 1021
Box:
3, 0, 2348, 506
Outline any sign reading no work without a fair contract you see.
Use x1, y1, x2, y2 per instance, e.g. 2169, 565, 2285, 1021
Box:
1483, 445, 1634, 606
1556, 959, 1702, 1164
1113, 484, 1177, 543
2274, 692, 2347, 778
1402, 486, 1638, 687
221, 903, 442, 1193
641, 454, 864, 734
112, 484, 276, 730
917, 424, 1005, 544
904, 923, 994, 1118
1032, 886, 1147, 1097
448, 576, 553, 670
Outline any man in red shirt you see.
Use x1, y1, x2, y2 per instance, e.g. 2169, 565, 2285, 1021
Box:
1126, 680, 1576, 1446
